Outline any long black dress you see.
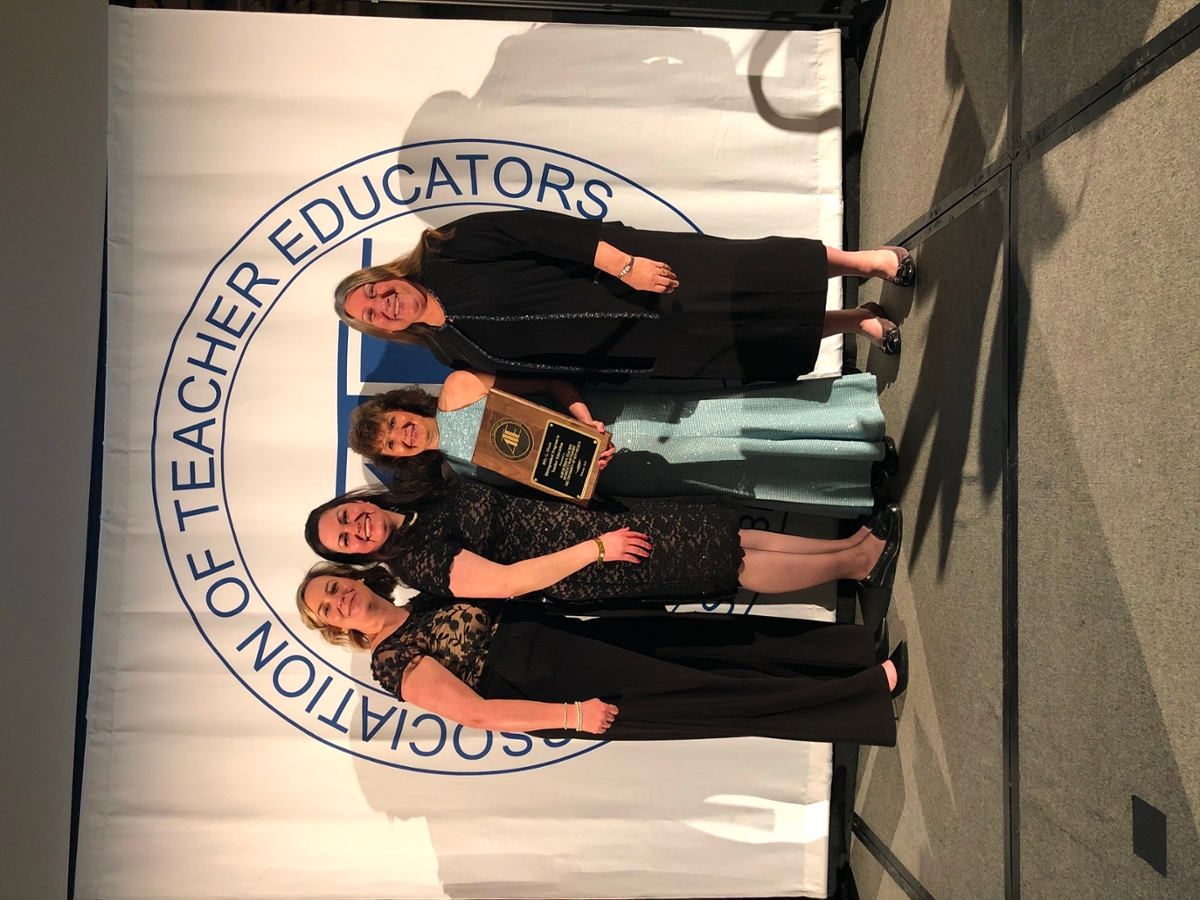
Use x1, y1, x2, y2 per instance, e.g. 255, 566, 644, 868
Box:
389, 480, 743, 603
418, 209, 829, 381
371, 597, 896, 746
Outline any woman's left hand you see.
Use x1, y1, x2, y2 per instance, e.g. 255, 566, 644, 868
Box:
567, 401, 616, 470
622, 257, 679, 293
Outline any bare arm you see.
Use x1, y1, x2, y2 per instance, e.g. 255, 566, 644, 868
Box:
402, 656, 617, 733
593, 241, 679, 293
447, 527, 651, 598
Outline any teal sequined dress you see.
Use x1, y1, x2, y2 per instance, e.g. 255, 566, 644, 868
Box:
435, 373, 885, 517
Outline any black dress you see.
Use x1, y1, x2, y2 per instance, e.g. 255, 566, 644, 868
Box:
389, 480, 743, 603
371, 598, 896, 746
419, 209, 829, 381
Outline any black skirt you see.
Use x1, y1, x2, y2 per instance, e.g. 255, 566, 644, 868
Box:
421, 210, 830, 381
476, 606, 896, 745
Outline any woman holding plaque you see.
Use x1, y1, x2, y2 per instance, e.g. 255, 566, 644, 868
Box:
333, 209, 912, 379
303, 479, 902, 604
296, 561, 907, 743
350, 369, 889, 516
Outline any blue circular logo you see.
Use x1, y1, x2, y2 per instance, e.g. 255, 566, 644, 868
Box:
151, 140, 698, 774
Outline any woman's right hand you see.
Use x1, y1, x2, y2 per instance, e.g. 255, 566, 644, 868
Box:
622, 256, 679, 293
579, 698, 619, 734
597, 527, 653, 563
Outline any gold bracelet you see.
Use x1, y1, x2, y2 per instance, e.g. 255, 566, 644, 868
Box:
617, 255, 635, 278
593, 537, 605, 565
563, 703, 569, 730
575, 700, 584, 732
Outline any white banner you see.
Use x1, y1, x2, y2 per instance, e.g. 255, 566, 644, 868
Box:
79, 8, 845, 899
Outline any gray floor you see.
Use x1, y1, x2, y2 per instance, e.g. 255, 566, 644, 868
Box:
850, 2, 1200, 898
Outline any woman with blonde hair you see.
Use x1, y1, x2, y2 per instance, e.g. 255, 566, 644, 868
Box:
334, 209, 911, 380
296, 560, 907, 742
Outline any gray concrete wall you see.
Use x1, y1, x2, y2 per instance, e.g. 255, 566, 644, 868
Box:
0, 2, 108, 898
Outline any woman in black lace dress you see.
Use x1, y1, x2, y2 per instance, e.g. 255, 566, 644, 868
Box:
295, 561, 906, 744
303, 480, 902, 603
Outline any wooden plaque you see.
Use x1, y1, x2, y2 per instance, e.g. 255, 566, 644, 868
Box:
471, 389, 610, 504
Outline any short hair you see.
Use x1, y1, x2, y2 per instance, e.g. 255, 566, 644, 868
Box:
347, 388, 439, 458
295, 560, 400, 651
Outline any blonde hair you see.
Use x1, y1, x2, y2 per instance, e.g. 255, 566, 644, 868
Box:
332, 226, 454, 349
295, 560, 396, 651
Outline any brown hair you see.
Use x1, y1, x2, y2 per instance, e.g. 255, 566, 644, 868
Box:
348, 388, 440, 458
295, 560, 400, 651
332, 227, 455, 359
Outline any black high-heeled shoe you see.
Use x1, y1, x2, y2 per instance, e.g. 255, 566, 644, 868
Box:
859, 502, 903, 589
860, 302, 902, 356
887, 640, 909, 698
871, 436, 899, 497
881, 246, 916, 287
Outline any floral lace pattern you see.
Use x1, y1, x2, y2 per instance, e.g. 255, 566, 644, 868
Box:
371, 597, 503, 701
389, 480, 743, 602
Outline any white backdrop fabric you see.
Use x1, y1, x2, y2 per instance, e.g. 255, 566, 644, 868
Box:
79, 8, 846, 899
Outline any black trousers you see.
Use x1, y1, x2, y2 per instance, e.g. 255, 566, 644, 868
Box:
477, 607, 895, 746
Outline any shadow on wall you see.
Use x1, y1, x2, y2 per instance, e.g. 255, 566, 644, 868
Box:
399, 23, 842, 228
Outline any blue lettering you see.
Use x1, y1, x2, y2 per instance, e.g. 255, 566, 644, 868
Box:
577, 179, 612, 220
225, 262, 278, 308
305, 676, 333, 713
186, 332, 236, 376
273, 655, 316, 698
300, 198, 345, 244
456, 154, 488, 194
318, 688, 354, 734
204, 295, 255, 340
173, 418, 216, 455
268, 218, 316, 265
425, 156, 463, 199
361, 697, 397, 742
171, 457, 215, 491
236, 620, 289, 671
500, 732, 534, 757
542, 737, 572, 748
537, 163, 575, 210
186, 549, 234, 581
177, 376, 221, 413
389, 708, 410, 750
452, 725, 493, 761
339, 176, 381, 220
408, 713, 448, 756
174, 499, 219, 532
205, 576, 249, 618
494, 156, 533, 198
382, 164, 420, 205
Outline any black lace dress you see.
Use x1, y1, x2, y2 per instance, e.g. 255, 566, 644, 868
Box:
369, 598, 896, 746
371, 597, 503, 701
388, 480, 743, 602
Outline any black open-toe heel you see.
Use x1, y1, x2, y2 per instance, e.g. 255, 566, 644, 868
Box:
881, 246, 916, 287
860, 302, 901, 356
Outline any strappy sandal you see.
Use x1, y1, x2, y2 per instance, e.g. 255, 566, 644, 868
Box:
861, 302, 902, 356
881, 246, 916, 287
